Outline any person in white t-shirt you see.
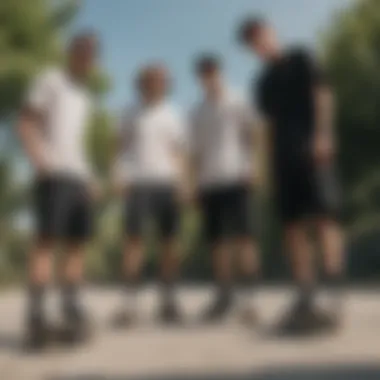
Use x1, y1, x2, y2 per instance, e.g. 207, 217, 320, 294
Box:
17, 32, 99, 349
112, 64, 188, 325
191, 54, 261, 323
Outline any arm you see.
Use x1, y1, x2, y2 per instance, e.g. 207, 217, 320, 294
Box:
171, 115, 196, 205
17, 72, 51, 173
241, 91, 272, 192
313, 83, 336, 167
111, 110, 133, 196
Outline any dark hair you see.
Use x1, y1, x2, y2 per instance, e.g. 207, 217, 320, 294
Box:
237, 16, 266, 45
69, 29, 99, 52
195, 54, 222, 75
136, 63, 170, 93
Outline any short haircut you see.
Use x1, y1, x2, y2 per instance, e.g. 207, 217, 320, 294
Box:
136, 63, 169, 91
195, 54, 222, 75
69, 29, 99, 52
237, 16, 267, 45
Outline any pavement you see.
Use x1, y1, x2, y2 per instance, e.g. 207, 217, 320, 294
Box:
0, 287, 379, 380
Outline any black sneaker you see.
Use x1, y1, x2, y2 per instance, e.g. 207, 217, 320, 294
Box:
58, 308, 92, 345
24, 314, 51, 352
277, 301, 338, 336
309, 307, 341, 333
201, 295, 233, 323
159, 301, 183, 325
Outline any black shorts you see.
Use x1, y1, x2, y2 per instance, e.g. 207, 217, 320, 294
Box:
274, 160, 341, 224
125, 185, 180, 239
34, 176, 93, 242
200, 184, 256, 243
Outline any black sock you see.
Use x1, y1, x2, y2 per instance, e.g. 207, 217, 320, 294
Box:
161, 278, 176, 306
61, 283, 81, 318
123, 277, 140, 309
297, 282, 315, 310
238, 274, 258, 291
28, 283, 46, 321
325, 273, 344, 310
238, 275, 258, 306
216, 280, 233, 303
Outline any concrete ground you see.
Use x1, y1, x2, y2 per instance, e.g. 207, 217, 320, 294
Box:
0, 287, 379, 380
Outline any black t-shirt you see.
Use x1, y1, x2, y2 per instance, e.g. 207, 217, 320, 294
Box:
256, 48, 327, 159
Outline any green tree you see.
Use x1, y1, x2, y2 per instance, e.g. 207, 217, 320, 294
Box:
323, 0, 380, 233
0, 0, 81, 121
0, 0, 114, 283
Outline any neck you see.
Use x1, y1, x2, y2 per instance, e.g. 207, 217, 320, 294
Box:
142, 96, 163, 107
67, 64, 85, 83
267, 47, 283, 63
206, 83, 224, 102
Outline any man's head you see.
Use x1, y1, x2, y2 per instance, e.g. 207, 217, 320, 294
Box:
136, 63, 170, 103
238, 17, 280, 61
195, 54, 223, 97
68, 31, 99, 79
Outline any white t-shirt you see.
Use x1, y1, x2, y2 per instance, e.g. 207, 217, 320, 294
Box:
25, 67, 93, 181
190, 88, 256, 188
115, 101, 187, 185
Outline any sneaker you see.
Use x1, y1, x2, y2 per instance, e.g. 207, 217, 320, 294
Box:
158, 301, 183, 325
58, 308, 92, 345
201, 295, 233, 323
277, 300, 338, 336
24, 314, 51, 352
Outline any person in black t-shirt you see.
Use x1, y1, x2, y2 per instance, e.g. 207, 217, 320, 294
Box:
237, 17, 345, 334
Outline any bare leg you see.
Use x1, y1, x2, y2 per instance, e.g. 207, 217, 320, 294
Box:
235, 237, 261, 316
158, 238, 183, 322
111, 236, 145, 327
123, 236, 145, 285
213, 240, 234, 285
316, 218, 345, 278
316, 218, 345, 313
160, 238, 181, 302
236, 237, 261, 280
202, 240, 234, 322
122, 236, 145, 309
284, 221, 316, 308
28, 239, 54, 318
29, 239, 54, 287
60, 242, 86, 317
26, 239, 54, 348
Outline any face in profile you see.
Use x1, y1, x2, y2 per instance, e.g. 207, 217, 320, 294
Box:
70, 36, 98, 78
199, 68, 221, 94
138, 65, 169, 101
244, 24, 279, 61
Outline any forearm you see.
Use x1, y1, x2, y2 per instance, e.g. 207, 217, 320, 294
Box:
314, 86, 335, 146
17, 112, 47, 170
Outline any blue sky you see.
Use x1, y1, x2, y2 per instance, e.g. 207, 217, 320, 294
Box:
73, 0, 354, 110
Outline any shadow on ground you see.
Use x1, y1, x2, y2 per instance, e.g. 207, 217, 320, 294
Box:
48, 364, 380, 380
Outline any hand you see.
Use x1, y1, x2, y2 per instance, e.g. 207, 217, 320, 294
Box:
88, 181, 103, 202
312, 135, 335, 167
34, 156, 52, 176
112, 180, 130, 198
177, 183, 198, 208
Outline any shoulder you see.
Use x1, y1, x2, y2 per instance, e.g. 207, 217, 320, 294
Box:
226, 88, 248, 106
37, 66, 64, 84
30, 66, 64, 91
163, 103, 186, 126
287, 46, 315, 65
